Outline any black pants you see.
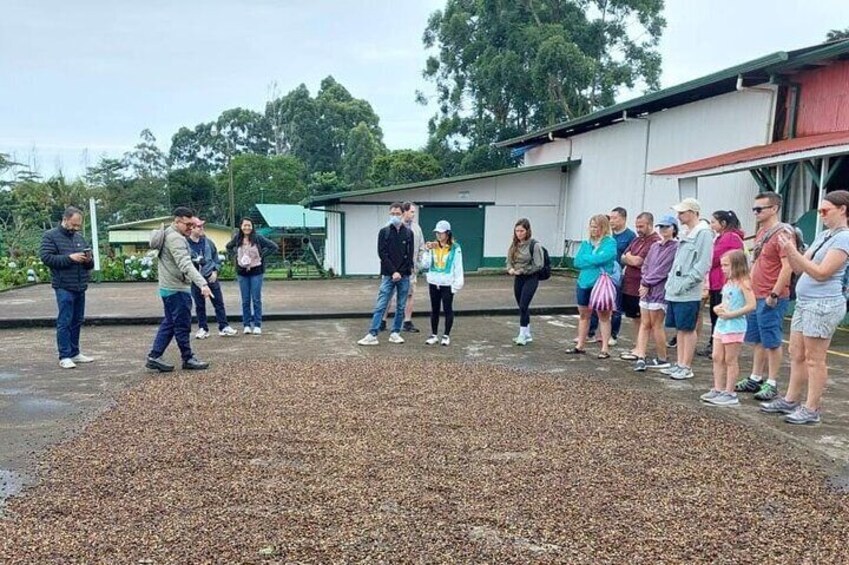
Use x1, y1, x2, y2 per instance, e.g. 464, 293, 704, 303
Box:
708, 289, 722, 338
429, 284, 455, 335
513, 274, 539, 327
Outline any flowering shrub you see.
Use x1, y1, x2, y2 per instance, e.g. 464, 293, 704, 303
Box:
0, 256, 51, 288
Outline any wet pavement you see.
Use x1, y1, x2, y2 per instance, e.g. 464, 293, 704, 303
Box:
1, 275, 849, 509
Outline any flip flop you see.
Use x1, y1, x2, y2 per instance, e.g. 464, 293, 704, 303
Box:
565, 347, 586, 355
619, 352, 639, 361
597, 352, 611, 360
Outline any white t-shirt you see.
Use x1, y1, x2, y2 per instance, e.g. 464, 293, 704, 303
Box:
795, 228, 849, 300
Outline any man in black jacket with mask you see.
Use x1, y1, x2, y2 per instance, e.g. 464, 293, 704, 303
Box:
40, 206, 95, 369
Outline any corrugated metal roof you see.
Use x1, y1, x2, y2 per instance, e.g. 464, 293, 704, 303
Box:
302, 159, 580, 207
650, 130, 849, 176
255, 204, 325, 228
497, 39, 849, 149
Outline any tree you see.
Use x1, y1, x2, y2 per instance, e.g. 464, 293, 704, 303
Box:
371, 150, 442, 186
421, 0, 665, 172
306, 171, 347, 197
169, 108, 273, 171
167, 168, 219, 220
826, 28, 849, 41
223, 154, 307, 220
342, 123, 382, 188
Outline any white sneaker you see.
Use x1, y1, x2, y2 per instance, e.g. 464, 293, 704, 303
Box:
252, 327, 262, 335
59, 358, 77, 369
515, 335, 528, 346
441, 335, 451, 346
243, 326, 253, 335
425, 335, 439, 345
71, 353, 94, 363
608, 337, 618, 347
195, 328, 210, 339
219, 326, 237, 337
358, 333, 379, 346
388, 332, 405, 344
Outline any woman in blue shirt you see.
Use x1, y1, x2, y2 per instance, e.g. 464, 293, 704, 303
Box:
568, 214, 617, 359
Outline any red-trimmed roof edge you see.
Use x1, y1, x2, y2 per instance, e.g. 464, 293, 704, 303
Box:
649, 131, 849, 176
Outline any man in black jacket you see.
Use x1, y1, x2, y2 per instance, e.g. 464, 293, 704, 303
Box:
358, 202, 414, 346
39, 206, 95, 369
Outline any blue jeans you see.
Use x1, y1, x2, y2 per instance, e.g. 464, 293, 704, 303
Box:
238, 274, 264, 328
55, 288, 86, 359
369, 276, 410, 335
192, 279, 228, 331
149, 291, 194, 361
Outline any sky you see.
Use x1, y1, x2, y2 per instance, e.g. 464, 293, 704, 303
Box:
1, 0, 847, 179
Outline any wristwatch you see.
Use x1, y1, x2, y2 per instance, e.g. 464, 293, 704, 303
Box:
769, 292, 778, 299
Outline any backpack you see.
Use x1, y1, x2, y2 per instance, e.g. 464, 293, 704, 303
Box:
754, 223, 806, 300
149, 224, 168, 257
530, 239, 552, 281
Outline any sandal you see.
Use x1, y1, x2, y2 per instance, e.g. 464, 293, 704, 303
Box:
597, 352, 611, 360
619, 352, 639, 361
565, 347, 586, 355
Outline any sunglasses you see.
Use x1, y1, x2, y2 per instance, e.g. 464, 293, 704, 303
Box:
751, 205, 775, 213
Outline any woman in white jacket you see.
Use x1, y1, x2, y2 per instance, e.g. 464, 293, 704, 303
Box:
420, 220, 465, 345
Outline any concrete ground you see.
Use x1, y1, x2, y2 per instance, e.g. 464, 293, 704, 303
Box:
2, 275, 849, 505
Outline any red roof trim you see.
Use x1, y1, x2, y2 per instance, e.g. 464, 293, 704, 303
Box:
650, 130, 849, 176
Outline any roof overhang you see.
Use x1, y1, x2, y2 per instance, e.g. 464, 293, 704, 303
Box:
303, 159, 580, 207
649, 131, 849, 179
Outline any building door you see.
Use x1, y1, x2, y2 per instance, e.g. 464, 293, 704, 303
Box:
418, 205, 485, 271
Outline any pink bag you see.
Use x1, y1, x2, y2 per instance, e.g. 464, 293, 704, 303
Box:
589, 272, 617, 312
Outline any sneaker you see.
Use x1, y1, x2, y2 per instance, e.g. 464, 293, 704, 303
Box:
660, 363, 681, 376
378, 320, 387, 332
59, 358, 77, 369
358, 333, 379, 346
252, 327, 262, 335
402, 321, 420, 333
753, 382, 778, 401
633, 358, 647, 372
441, 335, 451, 346
700, 389, 721, 402
145, 356, 174, 372
388, 332, 405, 344
195, 328, 210, 339
243, 326, 253, 335
70, 353, 94, 363
646, 358, 671, 370
734, 377, 762, 394
515, 335, 528, 346
784, 405, 821, 425
695, 344, 713, 357
666, 336, 677, 348
525, 334, 533, 343
608, 337, 618, 347
219, 326, 237, 337
670, 366, 694, 380
182, 356, 209, 370
759, 396, 800, 414
706, 392, 739, 406
425, 334, 439, 345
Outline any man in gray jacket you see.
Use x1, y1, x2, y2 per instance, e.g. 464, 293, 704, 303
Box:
661, 198, 714, 381
145, 207, 212, 372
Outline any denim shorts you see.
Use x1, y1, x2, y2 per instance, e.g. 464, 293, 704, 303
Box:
744, 298, 789, 349
791, 297, 847, 339
665, 300, 701, 331
576, 285, 593, 307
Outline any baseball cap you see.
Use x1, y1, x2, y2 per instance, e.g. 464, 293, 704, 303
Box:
655, 214, 678, 227
434, 220, 451, 233
672, 197, 701, 213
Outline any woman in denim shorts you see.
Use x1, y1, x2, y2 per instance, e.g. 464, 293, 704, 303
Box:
760, 190, 849, 424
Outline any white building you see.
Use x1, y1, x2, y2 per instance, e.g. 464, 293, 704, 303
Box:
307, 40, 849, 275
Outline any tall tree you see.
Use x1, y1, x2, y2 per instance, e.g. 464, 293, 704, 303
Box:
169, 108, 273, 171
371, 150, 442, 186
342, 122, 382, 188
826, 28, 849, 41
222, 154, 307, 220
421, 0, 665, 172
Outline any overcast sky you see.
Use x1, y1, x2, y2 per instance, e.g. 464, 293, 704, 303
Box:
1, 0, 846, 179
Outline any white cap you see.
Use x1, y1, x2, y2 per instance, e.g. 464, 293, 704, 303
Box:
672, 197, 701, 213
434, 220, 451, 233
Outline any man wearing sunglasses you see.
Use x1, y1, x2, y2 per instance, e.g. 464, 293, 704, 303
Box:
735, 192, 796, 401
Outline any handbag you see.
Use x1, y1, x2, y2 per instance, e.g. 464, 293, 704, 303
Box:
589, 272, 617, 311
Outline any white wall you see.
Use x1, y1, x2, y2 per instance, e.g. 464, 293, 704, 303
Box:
524, 88, 777, 242
328, 168, 567, 275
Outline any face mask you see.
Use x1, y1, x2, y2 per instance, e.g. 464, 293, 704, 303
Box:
389, 215, 402, 227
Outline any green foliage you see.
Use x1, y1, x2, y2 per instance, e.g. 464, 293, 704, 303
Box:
223, 154, 307, 220
167, 168, 219, 221
0, 256, 50, 288
370, 150, 442, 186
421, 0, 666, 172
342, 123, 382, 188
827, 28, 849, 41
307, 171, 347, 197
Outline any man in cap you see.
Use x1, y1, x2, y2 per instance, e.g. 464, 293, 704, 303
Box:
187, 218, 237, 339
661, 197, 714, 381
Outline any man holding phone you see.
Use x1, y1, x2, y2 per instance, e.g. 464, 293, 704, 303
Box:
39, 206, 96, 369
